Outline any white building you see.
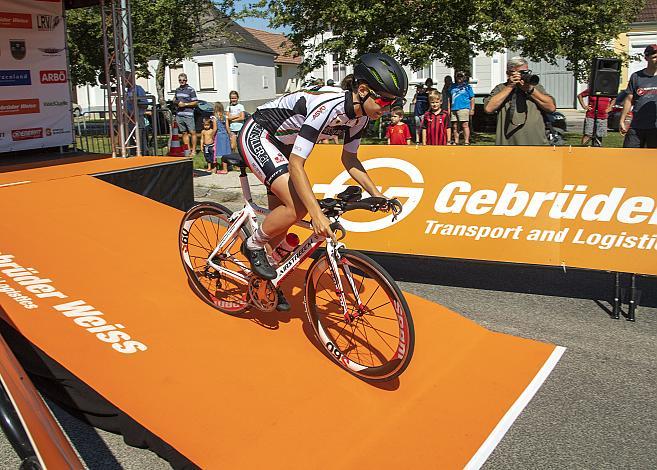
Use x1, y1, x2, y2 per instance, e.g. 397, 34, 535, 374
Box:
75, 21, 284, 114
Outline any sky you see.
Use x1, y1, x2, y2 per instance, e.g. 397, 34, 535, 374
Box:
233, 1, 291, 34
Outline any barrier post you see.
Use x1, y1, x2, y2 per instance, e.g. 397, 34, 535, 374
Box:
612, 272, 621, 319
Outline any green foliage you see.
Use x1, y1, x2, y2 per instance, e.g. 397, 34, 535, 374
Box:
66, 0, 242, 101
262, 0, 645, 80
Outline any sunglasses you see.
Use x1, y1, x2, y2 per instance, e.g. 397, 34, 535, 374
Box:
178, 79, 187, 83
368, 89, 399, 107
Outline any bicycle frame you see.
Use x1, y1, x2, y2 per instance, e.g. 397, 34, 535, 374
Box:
205, 173, 367, 319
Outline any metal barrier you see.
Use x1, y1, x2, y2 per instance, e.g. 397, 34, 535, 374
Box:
74, 96, 173, 156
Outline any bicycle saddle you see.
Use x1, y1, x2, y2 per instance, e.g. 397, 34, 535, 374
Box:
221, 152, 247, 168
336, 185, 362, 202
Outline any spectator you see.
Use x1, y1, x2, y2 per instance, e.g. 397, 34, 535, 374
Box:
326, 79, 336, 87
200, 118, 216, 173
620, 44, 657, 148
425, 77, 436, 91
386, 107, 412, 145
125, 71, 148, 155
449, 71, 475, 145
212, 102, 232, 174
577, 88, 613, 146
441, 75, 453, 143
483, 57, 556, 145
173, 72, 198, 155
227, 90, 245, 151
422, 90, 449, 145
411, 84, 429, 142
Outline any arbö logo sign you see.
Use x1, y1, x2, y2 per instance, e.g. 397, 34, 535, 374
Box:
313, 158, 424, 232
40, 70, 67, 84
12, 128, 43, 141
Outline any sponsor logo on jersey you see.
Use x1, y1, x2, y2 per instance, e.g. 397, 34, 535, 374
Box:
40, 69, 67, 84
9, 39, 26, 60
0, 99, 40, 116
0, 12, 32, 29
311, 105, 326, 120
0, 70, 31, 86
36, 15, 61, 31
12, 128, 43, 141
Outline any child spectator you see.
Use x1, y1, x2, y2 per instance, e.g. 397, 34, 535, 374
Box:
577, 88, 613, 146
386, 107, 412, 145
422, 90, 450, 145
200, 118, 216, 173
449, 71, 475, 145
227, 90, 246, 151
213, 102, 233, 174
411, 84, 429, 142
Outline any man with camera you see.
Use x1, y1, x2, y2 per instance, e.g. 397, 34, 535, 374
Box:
484, 57, 556, 145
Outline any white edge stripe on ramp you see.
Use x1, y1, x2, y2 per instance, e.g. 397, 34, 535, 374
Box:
464, 345, 567, 470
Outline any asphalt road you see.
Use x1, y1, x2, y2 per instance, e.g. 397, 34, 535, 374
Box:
1, 173, 655, 469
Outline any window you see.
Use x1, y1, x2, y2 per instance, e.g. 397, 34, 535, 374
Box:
332, 54, 347, 83
168, 65, 183, 91
198, 63, 214, 90
414, 66, 431, 80
275, 65, 282, 78
263, 75, 269, 89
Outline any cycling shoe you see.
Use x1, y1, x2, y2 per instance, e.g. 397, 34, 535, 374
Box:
241, 242, 277, 280
276, 289, 290, 312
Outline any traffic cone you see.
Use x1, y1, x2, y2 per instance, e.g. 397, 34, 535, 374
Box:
168, 120, 184, 156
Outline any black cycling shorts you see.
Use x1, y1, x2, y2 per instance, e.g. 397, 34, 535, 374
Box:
238, 117, 292, 188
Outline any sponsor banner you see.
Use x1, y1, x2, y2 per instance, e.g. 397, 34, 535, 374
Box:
0, 12, 32, 29
0, 0, 72, 153
306, 146, 657, 276
0, 99, 40, 116
0, 69, 31, 86
39, 69, 66, 84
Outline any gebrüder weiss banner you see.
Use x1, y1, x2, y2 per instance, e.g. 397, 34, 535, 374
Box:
0, 0, 73, 153
306, 146, 657, 276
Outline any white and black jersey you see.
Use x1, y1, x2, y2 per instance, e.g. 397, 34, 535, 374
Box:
252, 86, 368, 159
238, 86, 369, 188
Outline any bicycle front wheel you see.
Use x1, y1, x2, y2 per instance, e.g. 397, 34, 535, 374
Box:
179, 202, 250, 314
305, 250, 414, 381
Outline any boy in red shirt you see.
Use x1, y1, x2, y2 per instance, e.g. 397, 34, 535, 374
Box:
422, 90, 449, 145
577, 88, 613, 146
386, 107, 412, 145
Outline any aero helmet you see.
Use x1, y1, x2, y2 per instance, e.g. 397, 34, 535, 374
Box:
353, 52, 408, 98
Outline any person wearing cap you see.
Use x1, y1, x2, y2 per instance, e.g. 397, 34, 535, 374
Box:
620, 44, 657, 148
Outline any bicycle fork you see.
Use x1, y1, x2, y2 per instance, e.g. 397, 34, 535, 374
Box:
326, 242, 366, 323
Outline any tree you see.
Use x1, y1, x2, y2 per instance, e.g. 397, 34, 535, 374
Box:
66, 0, 241, 103
263, 0, 645, 81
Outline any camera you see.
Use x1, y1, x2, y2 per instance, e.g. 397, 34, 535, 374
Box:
519, 69, 540, 85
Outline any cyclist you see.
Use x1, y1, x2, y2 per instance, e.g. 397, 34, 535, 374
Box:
238, 52, 408, 310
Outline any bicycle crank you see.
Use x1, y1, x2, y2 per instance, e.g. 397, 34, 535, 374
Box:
248, 276, 277, 312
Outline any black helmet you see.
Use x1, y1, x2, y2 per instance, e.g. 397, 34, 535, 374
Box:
353, 52, 408, 98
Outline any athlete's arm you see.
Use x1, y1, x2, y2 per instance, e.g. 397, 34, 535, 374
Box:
341, 150, 385, 199
288, 154, 336, 242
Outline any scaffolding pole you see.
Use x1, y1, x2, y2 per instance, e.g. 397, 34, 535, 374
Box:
100, 0, 141, 158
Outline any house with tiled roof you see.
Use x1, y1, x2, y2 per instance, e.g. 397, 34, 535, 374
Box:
615, 0, 657, 85
244, 28, 303, 94
76, 20, 281, 113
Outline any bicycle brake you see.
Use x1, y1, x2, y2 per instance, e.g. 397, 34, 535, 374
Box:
329, 221, 346, 241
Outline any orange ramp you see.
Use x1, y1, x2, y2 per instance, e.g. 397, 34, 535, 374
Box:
0, 175, 564, 468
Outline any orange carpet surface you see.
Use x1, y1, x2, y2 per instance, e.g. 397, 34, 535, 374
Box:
0, 175, 561, 469
0, 155, 187, 187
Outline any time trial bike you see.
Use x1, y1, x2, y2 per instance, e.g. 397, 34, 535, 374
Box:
178, 157, 414, 382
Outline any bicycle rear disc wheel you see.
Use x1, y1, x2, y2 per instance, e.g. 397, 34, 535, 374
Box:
305, 250, 414, 381
179, 202, 250, 314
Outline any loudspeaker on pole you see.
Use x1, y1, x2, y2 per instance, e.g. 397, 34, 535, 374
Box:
589, 57, 621, 97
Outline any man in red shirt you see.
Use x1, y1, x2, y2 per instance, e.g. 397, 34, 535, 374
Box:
422, 90, 450, 145
386, 107, 412, 145
577, 88, 613, 146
